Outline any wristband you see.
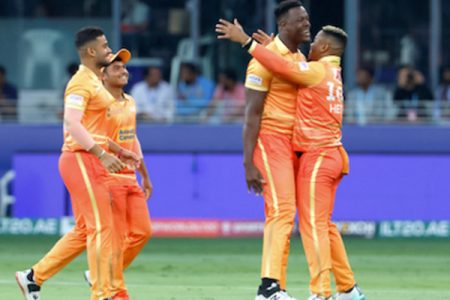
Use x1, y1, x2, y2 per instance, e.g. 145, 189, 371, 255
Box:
98, 149, 106, 159
242, 37, 252, 48
243, 38, 254, 51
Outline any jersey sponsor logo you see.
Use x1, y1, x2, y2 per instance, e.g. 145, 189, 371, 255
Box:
66, 94, 84, 107
119, 127, 135, 142
299, 61, 310, 71
247, 74, 263, 86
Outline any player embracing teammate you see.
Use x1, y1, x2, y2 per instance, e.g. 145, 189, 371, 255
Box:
216, 1, 367, 299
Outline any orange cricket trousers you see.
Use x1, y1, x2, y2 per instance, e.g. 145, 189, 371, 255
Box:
296, 147, 355, 297
253, 132, 298, 289
33, 151, 114, 300
109, 176, 152, 296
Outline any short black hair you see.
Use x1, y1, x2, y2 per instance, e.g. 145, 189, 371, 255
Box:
143, 65, 161, 77
321, 25, 348, 49
75, 26, 105, 49
220, 68, 238, 82
358, 66, 374, 78
0, 65, 5, 75
180, 62, 199, 74
274, 0, 302, 21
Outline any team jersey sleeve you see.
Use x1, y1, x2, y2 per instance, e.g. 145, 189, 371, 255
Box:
249, 42, 325, 87
245, 57, 273, 92
64, 81, 92, 111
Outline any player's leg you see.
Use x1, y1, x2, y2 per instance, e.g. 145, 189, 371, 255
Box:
16, 152, 88, 300
279, 235, 291, 290
297, 149, 342, 299
73, 152, 114, 300
109, 183, 130, 298
122, 183, 151, 270
279, 152, 300, 291
253, 133, 297, 299
328, 177, 355, 292
328, 176, 365, 300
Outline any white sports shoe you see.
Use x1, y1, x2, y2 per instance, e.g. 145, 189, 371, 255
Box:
335, 285, 365, 300
83, 270, 92, 287
256, 291, 297, 300
15, 269, 41, 300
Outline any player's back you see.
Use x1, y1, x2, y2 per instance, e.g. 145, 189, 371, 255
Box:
245, 36, 305, 137
294, 57, 344, 152
62, 65, 115, 152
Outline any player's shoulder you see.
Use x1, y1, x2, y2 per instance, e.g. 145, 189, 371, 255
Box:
66, 68, 96, 91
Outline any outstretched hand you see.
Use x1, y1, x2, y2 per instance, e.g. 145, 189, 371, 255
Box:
216, 18, 251, 45
252, 29, 274, 46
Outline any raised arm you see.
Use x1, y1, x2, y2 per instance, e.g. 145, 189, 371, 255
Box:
216, 18, 323, 87
248, 42, 323, 87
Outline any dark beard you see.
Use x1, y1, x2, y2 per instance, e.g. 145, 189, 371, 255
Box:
97, 59, 110, 68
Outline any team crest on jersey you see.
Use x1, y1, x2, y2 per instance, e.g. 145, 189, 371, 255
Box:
299, 61, 309, 71
333, 68, 342, 81
247, 74, 263, 86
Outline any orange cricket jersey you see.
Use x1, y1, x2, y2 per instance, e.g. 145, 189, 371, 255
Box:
294, 58, 343, 152
62, 65, 116, 152
106, 93, 138, 176
249, 43, 344, 152
245, 36, 306, 136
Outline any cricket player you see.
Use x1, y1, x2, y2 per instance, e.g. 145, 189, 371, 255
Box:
94, 53, 153, 300
217, 19, 366, 300
238, 1, 310, 299
15, 27, 139, 300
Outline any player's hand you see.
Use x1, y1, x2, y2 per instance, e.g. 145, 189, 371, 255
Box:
216, 18, 251, 45
118, 149, 140, 168
99, 153, 125, 173
141, 177, 153, 200
252, 29, 274, 46
244, 163, 266, 195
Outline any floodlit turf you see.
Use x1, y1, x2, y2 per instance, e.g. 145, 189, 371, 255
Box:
0, 236, 449, 300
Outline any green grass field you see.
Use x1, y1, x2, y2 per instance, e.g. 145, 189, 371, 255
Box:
1, 236, 449, 299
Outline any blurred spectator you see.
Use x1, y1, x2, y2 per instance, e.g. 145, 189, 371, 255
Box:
177, 62, 215, 117
433, 66, 450, 121
393, 66, 434, 121
345, 66, 395, 125
67, 63, 78, 77
0, 65, 18, 121
131, 66, 175, 123
121, 0, 150, 55
206, 69, 245, 123
436, 66, 450, 102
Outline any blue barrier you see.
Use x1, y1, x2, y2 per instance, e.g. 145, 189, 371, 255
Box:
2, 124, 450, 170
13, 152, 450, 221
